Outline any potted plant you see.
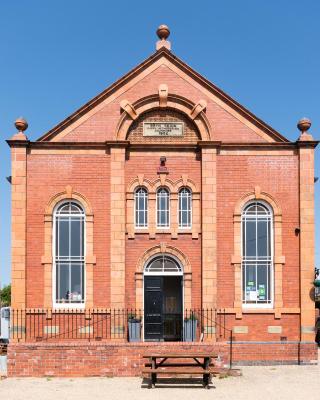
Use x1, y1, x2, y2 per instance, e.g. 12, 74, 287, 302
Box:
127, 312, 141, 342
183, 314, 198, 342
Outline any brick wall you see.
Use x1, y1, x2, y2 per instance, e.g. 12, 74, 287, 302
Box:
7, 341, 318, 377
217, 154, 300, 310
26, 153, 111, 307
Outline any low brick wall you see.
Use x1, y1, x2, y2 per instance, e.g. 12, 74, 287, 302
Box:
7, 341, 318, 377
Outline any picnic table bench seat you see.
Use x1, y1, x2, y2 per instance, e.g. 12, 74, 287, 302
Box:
142, 352, 219, 389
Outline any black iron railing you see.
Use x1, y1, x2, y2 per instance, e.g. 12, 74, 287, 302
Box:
9, 308, 231, 343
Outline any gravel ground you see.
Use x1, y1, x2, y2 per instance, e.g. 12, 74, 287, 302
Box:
1, 363, 320, 400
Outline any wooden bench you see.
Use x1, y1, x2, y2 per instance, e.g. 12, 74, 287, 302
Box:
142, 353, 219, 389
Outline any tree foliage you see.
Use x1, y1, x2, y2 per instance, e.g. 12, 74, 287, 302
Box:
0, 284, 11, 306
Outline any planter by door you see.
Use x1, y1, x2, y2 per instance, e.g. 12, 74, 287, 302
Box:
183, 319, 197, 342
128, 319, 141, 342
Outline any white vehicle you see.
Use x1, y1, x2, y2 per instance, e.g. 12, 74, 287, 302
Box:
0, 307, 10, 343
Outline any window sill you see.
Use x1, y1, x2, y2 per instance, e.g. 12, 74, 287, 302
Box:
241, 308, 275, 313
53, 303, 85, 310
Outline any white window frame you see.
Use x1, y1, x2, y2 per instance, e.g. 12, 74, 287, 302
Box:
241, 201, 274, 309
52, 200, 86, 309
134, 187, 148, 229
156, 188, 170, 229
178, 187, 192, 229
144, 254, 183, 276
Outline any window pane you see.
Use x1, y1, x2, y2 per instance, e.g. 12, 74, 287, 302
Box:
244, 263, 256, 302
57, 263, 69, 302
257, 264, 268, 302
71, 219, 82, 257
245, 221, 256, 257
257, 220, 268, 257
58, 219, 69, 257
70, 264, 83, 302
138, 211, 145, 225
181, 196, 187, 209
138, 195, 145, 210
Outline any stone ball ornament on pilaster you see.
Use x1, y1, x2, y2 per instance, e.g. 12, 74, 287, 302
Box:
297, 117, 311, 133
14, 117, 28, 132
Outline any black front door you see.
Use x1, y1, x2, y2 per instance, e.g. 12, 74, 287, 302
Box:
144, 276, 182, 341
144, 276, 163, 341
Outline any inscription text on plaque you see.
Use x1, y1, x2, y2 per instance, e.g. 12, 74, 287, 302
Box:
143, 122, 184, 136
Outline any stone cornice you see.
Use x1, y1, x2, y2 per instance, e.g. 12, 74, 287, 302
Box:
13, 139, 318, 151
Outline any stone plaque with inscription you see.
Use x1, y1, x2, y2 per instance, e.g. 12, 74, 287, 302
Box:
143, 122, 184, 136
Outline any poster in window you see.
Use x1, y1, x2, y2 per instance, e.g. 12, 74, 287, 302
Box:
258, 284, 266, 300
246, 281, 256, 301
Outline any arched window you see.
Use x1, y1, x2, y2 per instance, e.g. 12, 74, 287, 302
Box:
144, 255, 183, 275
135, 187, 148, 228
54, 201, 85, 305
242, 202, 273, 306
178, 188, 192, 228
157, 188, 170, 228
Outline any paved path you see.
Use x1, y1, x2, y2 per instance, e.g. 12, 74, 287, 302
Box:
0, 364, 319, 400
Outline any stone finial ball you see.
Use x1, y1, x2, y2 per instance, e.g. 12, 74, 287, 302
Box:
157, 25, 170, 40
297, 117, 311, 132
14, 117, 28, 132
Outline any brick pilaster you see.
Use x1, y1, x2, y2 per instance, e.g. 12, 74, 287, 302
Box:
201, 147, 217, 309
298, 144, 316, 341
8, 135, 28, 309
110, 146, 126, 309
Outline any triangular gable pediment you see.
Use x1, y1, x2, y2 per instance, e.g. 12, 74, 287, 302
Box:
38, 48, 288, 143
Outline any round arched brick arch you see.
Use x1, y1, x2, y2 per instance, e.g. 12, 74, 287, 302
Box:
135, 244, 192, 310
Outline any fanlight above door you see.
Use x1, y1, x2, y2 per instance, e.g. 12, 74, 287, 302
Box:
144, 255, 183, 276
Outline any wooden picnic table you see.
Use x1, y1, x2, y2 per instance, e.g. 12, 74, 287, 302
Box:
142, 352, 218, 389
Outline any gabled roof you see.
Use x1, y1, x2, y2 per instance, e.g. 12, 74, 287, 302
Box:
38, 47, 289, 143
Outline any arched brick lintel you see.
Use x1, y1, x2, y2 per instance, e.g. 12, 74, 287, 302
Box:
135, 244, 192, 309
116, 94, 212, 141
45, 186, 93, 216
234, 188, 282, 216
136, 244, 191, 274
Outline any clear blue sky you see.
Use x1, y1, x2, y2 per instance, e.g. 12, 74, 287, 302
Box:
0, 1, 319, 285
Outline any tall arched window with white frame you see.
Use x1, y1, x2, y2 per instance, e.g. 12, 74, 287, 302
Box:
135, 187, 148, 228
157, 188, 170, 228
54, 201, 85, 305
242, 201, 273, 307
178, 187, 192, 228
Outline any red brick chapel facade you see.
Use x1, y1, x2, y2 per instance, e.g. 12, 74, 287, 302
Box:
7, 26, 318, 375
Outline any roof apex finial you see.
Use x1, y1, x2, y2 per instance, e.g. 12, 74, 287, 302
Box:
156, 24, 171, 51
297, 117, 313, 142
